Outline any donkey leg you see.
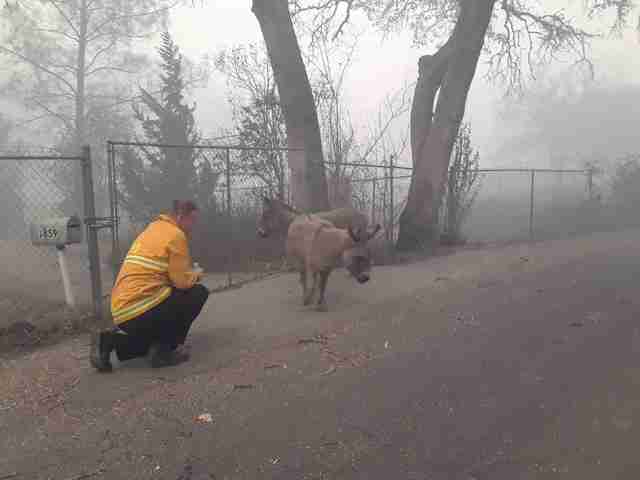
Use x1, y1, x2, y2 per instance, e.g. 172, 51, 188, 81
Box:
315, 270, 331, 312
305, 271, 319, 306
300, 269, 311, 305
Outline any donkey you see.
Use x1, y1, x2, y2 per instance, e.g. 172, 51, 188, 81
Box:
286, 214, 381, 312
257, 196, 369, 239
257, 196, 374, 276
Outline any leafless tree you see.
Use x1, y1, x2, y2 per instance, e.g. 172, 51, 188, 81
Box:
0, 0, 182, 209
251, 0, 330, 212
288, 0, 638, 251
214, 43, 289, 201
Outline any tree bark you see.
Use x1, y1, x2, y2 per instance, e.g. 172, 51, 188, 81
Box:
409, 35, 457, 166
396, 0, 496, 251
252, 0, 330, 212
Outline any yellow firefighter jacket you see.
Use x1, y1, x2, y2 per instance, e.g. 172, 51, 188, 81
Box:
111, 214, 201, 325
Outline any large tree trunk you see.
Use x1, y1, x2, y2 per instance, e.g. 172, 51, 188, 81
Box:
252, 0, 330, 212
396, 0, 496, 251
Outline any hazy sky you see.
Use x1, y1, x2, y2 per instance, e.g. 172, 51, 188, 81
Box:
3, 1, 637, 167
165, 1, 640, 168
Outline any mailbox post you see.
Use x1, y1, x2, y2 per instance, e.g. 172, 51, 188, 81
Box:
30, 215, 83, 308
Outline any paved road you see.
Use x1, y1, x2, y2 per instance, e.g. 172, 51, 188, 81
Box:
2, 230, 640, 479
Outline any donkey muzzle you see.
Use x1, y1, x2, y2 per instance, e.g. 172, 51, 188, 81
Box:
356, 273, 370, 284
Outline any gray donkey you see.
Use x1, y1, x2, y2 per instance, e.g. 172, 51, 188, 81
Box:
286, 213, 381, 311
257, 196, 369, 238
257, 196, 374, 276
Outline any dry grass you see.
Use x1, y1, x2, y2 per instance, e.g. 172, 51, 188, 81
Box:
0, 291, 99, 356
0, 239, 105, 354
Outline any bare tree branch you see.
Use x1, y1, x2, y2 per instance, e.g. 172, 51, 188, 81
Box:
87, 0, 180, 42
359, 82, 413, 165
31, 97, 73, 130
86, 65, 136, 77
32, 27, 79, 43
0, 46, 77, 95
584, 0, 636, 33
47, 0, 80, 38
85, 36, 119, 72
290, 0, 361, 44
484, 0, 601, 94
293, 0, 637, 95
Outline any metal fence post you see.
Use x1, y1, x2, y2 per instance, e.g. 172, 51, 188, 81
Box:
226, 147, 233, 287
587, 167, 594, 201
381, 165, 388, 242
107, 141, 121, 282
529, 169, 535, 241
389, 154, 395, 244
81, 145, 103, 320
371, 176, 377, 224
384, 163, 389, 243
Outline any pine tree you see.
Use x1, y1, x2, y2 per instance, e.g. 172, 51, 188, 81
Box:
120, 32, 219, 224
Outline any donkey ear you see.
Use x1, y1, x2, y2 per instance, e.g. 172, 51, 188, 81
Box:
348, 225, 361, 242
367, 223, 382, 240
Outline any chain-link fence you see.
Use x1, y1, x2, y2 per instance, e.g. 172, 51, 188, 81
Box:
107, 141, 301, 292
319, 163, 593, 247
0, 146, 105, 332
107, 140, 595, 292
0, 137, 595, 339
395, 168, 594, 245
458, 168, 593, 244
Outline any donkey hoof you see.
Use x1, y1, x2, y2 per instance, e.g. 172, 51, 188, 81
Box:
303, 297, 312, 306
315, 303, 328, 312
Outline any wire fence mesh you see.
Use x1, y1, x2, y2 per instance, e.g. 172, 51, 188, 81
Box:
529, 170, 594, 240
108, 140, 595, 293
459, 169, 592, 244
108, 142, 300, 292
0, 138, 597, 339
0, 148, 94, 331
460, 171, 533, 243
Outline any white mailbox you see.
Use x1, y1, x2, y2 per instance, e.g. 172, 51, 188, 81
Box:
29, 215, 84, 309
30, 215, 83, 247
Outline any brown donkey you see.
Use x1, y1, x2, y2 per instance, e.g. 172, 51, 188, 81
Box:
286, 214, 381, 312
257, 196, 369, 239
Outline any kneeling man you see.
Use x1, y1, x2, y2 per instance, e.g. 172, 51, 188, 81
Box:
91, 200, 209, 371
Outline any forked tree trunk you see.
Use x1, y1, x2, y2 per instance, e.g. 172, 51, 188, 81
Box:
252, 0, 330, 212
396, 0, 496, 251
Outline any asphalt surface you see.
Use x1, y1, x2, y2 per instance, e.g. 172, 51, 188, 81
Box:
1, 229, 640, 479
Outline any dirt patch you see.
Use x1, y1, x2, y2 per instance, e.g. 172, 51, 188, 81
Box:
0, 318, 97, 358
0, 291, 100, 357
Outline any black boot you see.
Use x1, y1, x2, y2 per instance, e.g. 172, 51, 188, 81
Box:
148, 343, 190, 368
90, 331, 114, 372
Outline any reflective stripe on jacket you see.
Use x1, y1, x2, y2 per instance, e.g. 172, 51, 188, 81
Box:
110, 214, 200, 324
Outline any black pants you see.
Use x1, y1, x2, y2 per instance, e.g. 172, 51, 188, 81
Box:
112, 284, 209, 362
